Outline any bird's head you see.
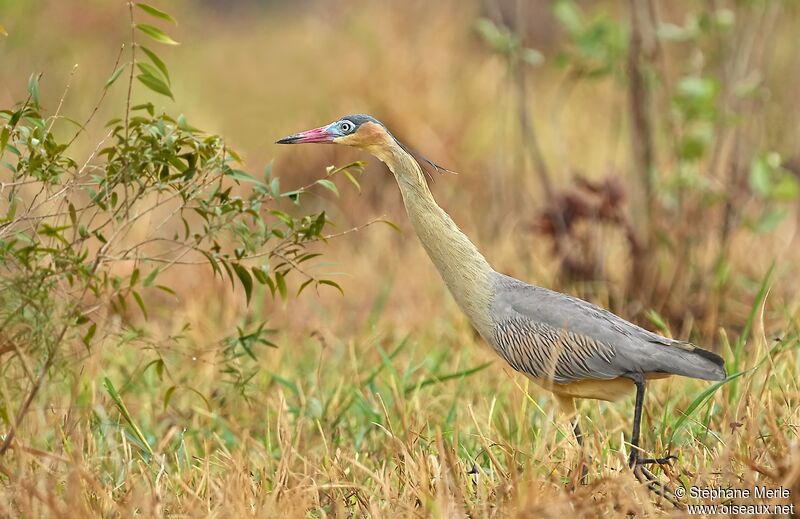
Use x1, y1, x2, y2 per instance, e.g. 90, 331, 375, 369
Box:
276, 114, 452, 176
276, 114, 393, 151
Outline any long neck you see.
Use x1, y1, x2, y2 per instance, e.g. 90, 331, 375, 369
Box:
370, 141, 495, 333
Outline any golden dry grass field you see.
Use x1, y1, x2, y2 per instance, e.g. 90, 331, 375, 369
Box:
1, 1, 799, 517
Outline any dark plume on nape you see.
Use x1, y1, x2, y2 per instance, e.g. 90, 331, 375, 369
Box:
384, 128, 456, 183
342, 113, 456, 181
394, 137, 456, 181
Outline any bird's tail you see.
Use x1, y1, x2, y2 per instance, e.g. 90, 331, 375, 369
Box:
668, 342, 727, 381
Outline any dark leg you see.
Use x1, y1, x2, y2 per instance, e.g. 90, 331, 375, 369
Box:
626, 373, 682, 507
637, 454, 678, 465
627, 373, 646, 468
627, 374, 677, 468
573, 419, 584, 447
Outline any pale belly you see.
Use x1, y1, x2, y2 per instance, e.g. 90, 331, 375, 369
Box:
527, 373, 672, 402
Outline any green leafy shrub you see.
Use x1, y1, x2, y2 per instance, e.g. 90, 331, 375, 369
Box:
476, 0, 800, 338
0, 2, 358, 454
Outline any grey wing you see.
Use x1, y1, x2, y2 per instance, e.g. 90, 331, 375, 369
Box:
491, 315, 622, 383
489, 273, 726, 383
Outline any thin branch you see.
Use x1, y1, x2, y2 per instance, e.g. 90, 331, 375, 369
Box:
124, 2, 136, 143
47, 64, 78, 134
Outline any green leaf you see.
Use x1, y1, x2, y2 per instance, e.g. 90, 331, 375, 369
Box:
378, 219, 402, 233
163, 386, 176, 412
275, 271, 287, 300
297, 278, 314, 296
226, 169, 265, 186
156, 285, 176, 296
27, 73, 40, 108
232, 263, 254, 304
132, 290, 148, 320
103, 377, 154, 457
316, 179, 339, 197
678, 124, 712, 161
553, 0, 584, 34
136, 3, 177, 24
404, 361, 493, 395
130, 268, 140, 287
342, 169, 361, 193
136, 73, 174, 99
136, 23, 180, 45
326, 160, 366, 176
130, 102, 154, 115
105, 63, 128, 88
521, 47, 544, 66
142, 358, 164, 378
185, 387, 212, 411
772, 174, 800, 201
0, 127, 9, 154
143, 267, 160, 287
318, 279, 343, 295
263, 276, 276, 297
667, 372, 743, 444
139, 46, 170, 84
674, 76, 718, 120
83, 323, 97, 346
252, 266, 269, 284
136, 61, 167, 83
749, 155, 772, 196
270, 209, 293, 227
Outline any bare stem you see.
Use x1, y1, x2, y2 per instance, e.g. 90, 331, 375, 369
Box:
124, 1, 136, 143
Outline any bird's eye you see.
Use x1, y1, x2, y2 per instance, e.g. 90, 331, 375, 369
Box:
340, 121, 354, 133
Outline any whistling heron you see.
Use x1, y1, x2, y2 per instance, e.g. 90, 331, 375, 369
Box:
277, 114, 726, 503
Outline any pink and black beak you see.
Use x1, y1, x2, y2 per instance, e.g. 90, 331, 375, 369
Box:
276, 123, 337, 145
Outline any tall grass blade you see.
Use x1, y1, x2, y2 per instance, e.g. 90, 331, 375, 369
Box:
404, 361, 493, 395
103, 377, 154, 457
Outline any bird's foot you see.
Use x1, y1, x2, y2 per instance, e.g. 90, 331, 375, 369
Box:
628, 448, 677, 470
632, 464, 683, 508
629, 453, 684, 508
634, 454, 678, 467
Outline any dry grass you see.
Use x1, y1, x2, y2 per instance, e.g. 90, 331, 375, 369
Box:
1, 0, 799, 517
1, 293, 798, 517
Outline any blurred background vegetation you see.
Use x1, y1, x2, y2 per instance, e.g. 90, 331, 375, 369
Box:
1, 0, 798, 516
